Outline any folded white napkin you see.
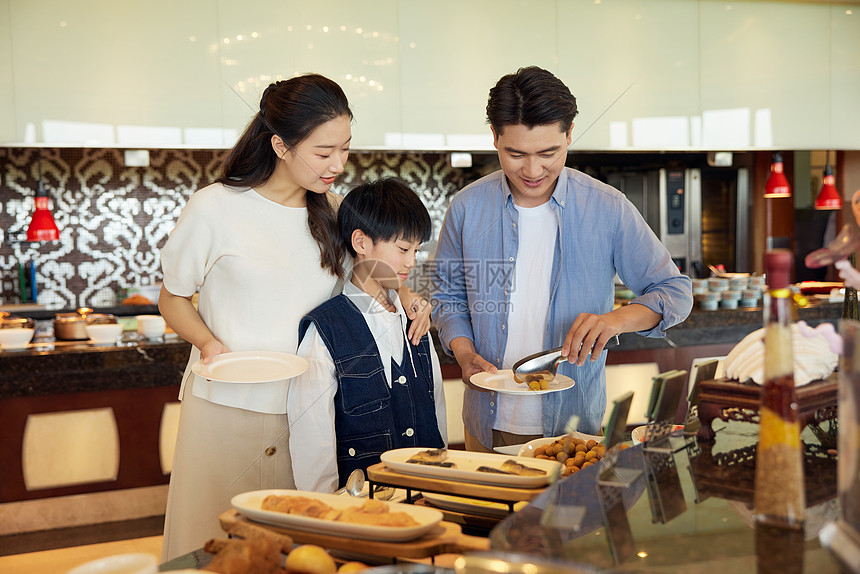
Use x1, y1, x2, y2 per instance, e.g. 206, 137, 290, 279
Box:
724, 321, 838, 386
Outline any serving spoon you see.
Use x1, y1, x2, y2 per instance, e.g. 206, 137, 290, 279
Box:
513, 335, 620, 384
334, 468, 365, 497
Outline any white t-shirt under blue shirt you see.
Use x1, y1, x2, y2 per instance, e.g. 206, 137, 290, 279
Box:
495, 200, 558, 435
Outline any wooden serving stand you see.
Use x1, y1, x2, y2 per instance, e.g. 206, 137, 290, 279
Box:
366, 462, 546, 513
696, 375, 838, 441
219, 509, 488, 559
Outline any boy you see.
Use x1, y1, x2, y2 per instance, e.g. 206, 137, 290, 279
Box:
431, 66, 693, 451
288, 178, 447, 492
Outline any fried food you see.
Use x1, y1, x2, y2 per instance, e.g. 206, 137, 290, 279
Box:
532, 436, 623, 477
203, 537, 284, 574
406, 448, 454, 467
476, 465, 513, 474
260, 495, 418, 528
406, 459, 456, 467
476, 459, 547, 476
225, 520, 293, 554
500, 459, 547, 476
262, 495, 339, 520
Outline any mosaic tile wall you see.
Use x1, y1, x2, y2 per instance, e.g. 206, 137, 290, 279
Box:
0, 148, 494, 310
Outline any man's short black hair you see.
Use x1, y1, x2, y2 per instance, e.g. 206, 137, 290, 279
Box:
486, 66, 578, 134
338, 178, 432, 257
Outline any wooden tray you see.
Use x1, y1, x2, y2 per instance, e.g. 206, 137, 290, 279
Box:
366, 462, 545, 506
696, 375, 837, 441
219, 509, 488, 558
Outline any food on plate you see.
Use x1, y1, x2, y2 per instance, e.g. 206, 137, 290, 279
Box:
284, 544, 337, 574
260, 495, 419, 528
262, 494, 339, 520
121, 293, 153, 306
501, 458, 548, 476
203, 537, 283, 574
533, 435, 622, 477
406, 448, 456, 467
406, 459, 456, 467
407, 448, 448, 462
476, 465, 512, 474
520, 374, 550, 391
203, 519, 294, 573
724, 322, 837, 386
476, 459, 547, 476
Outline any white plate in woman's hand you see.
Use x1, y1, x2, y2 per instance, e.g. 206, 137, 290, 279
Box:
192, 351, 308, 383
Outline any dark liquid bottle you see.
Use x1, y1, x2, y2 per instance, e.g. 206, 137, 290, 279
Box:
754, 250, 805, 573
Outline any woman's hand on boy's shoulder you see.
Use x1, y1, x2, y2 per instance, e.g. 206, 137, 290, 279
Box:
400, 287, 431, 345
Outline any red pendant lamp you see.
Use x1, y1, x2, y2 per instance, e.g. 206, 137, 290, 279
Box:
26, 151, 60, 242
763, 152, 791, 198
814, 151, 841, 210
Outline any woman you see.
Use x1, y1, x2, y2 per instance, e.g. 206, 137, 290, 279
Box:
158, 74, 429, 560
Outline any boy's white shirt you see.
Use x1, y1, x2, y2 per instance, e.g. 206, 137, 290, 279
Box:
288, 280, 448, 493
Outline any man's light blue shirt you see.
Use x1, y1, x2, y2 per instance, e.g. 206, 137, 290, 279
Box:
431, 167, 693, 446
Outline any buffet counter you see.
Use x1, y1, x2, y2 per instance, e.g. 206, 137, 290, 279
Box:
0, 331, 190, 506
491, 422, 840, 572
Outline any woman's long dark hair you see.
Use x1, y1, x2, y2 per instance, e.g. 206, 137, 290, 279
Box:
217, 74, 352, 278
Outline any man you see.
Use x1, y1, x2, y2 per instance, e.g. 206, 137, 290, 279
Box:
431, 66, 693, 452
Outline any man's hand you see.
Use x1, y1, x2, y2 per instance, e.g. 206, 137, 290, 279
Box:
562, 304, 661, 366
561, 313, 623, 367
450, 337, 497, 390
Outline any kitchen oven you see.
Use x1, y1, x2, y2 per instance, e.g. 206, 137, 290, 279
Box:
607, 165, 749, 278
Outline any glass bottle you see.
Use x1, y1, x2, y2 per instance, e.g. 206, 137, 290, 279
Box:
753, 250, 805, 574
754, 249, 805, 524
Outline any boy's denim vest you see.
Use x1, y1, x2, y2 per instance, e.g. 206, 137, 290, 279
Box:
299, 294, 444, 488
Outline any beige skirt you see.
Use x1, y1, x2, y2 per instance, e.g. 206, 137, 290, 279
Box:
161, 372, 294, 561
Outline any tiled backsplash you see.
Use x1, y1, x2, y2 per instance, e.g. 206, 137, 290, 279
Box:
0, 147, 493, 310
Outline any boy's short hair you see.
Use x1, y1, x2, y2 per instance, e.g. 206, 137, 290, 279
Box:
486, 66, 578, 135
339, 178, 432, 257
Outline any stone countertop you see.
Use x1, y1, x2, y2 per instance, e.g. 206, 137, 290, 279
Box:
614, 300, 842, 351
0, 334, 191, 400
429, 300, 843, 361
1, 300, 843, 399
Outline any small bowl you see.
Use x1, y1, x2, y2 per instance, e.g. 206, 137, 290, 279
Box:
728, 276, 749, 291
721, 290, 742, 301
136, 314, 166, 339
749, 276, 767, 288
66, 552, 157, 574
697, 291, 719, 310
708, 277, 729, 292
0, 327, 35, 349
631, 424, 685, 445
85, 323, 123, 344
742, 289, 760, 300
720, 298, 739, 309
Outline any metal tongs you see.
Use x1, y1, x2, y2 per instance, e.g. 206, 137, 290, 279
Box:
512, 335, 620, 384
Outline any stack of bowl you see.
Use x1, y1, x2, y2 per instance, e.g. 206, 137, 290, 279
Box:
695, 277, 728, 311
721, 276, 747, 309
